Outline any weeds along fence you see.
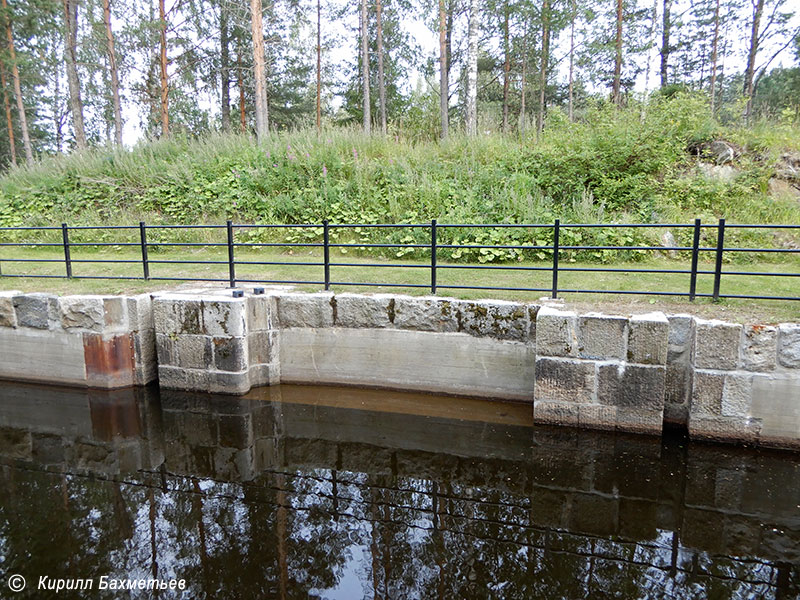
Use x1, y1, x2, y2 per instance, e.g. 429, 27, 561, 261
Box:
0, 220, 798, 301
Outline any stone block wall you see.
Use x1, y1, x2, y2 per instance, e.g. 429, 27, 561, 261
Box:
1, 287, 799, 448
153, 289, 280, 395
533, 308, 669, 434
0, 290, 155, 388
689, 320, 800, 449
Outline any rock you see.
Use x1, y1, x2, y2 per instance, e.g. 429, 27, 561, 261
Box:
768, 177, 800, 200
58, 296, 105, 331
707, 140, 739, 164
698, 162, 737, 182
660, 231, 677, 257
775, 152, 800, 181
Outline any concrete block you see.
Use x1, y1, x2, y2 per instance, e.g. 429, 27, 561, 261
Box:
14, 293, 57, 329
456, 300, 529, 341
175, 334, 213, 369
248, 363, 280, 387
778, 324, 800, 369
280, 327, 536, 401
721, 373, 753, 417
203, 298, 246, 337
0, 327, 86, 385
740, 324, 777, 372
392, 296, 458, 332
597, 363, 666, 410
688, 415, 761, 445
526, 304, 540, 341
213, 337, 248, 372
58, 296, 105, 331
664, 402, 688, 426
751, 375, 800, 448
102, 296, 129, 331
83, 333, 136, 388
694, 319, 742, 370
126, 294, 154, 332
533, 401, 580, 427
667, 314, 694, 354
578, 404, 617, 431
335, 293, 393, 328
578, 313, 627, 360
248, 330, 278, 365
534, 357, 595, 404
665, 363, 691, 406
207, 370, 252, 394
245, 294, 275, 332
155, 333, 179, 366
627, 312, 669, 365
691, 370, 724, 415
615, 407, 663, 435
0, 291, 19, 327
276, 292, 334, 328
153, 297, 203, 335
535, 307, 578, 357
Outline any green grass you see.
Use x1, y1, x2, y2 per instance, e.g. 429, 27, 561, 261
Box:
2, 245, 798, 322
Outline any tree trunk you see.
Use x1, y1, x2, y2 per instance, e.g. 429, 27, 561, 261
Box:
742, 0, 763, 122
465, 0, 477, 135
250, 0, 268, 140
660, 0, 670, 87
501, 3, 510, 131
519, 33, 527, 132
103, 0, 123, 145
63, 0, 87, 149
360, 0, 370, 134
220, 6, 230, 131
237, 48, 246, 133
2, 0, 32, 164
158, 0, 169, 137
612, 0, 623, 104
538, 0, 550, 135
376, 0, 387, 134
438, 0, 448, 139
0, 59, 16, 166
709, 0, 720, 115
568, 0, 575, 121
641, 0, 658, 120
316, 0, 321, 132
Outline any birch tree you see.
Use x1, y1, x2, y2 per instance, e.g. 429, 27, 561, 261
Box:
465, 0, 477, 135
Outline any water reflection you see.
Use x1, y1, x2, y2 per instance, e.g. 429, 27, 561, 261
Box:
0, 382, 798, 599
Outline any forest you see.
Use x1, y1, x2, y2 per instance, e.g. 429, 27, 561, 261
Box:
0, 0, 797, 231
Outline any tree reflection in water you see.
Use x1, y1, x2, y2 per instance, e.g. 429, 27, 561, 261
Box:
0, 382, 797, 599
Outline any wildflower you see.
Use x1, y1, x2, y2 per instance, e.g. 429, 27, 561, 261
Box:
273, 163, 278, 167
352, 148, 358, 159
305, 152, 310, 158
322, 165, 328, 177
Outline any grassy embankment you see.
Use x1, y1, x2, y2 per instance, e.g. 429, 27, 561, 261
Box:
0, 94, 798, 320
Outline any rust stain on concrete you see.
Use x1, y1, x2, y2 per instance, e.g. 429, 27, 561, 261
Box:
83, 333, 135, 388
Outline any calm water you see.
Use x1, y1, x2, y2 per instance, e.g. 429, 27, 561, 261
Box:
0, 382, 798, 599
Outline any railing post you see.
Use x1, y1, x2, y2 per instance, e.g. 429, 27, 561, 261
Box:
61, 222, 72, 279
323, 220, 330, 291
712, 218, 725, 302
430, 219, 437, 294
226, 219, 236, 288
689, 218, 701, 301
551, 219, 560, 299
139, 221, 150, 280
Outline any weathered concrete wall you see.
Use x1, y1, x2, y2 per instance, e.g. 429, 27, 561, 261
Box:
2, 287, 799, 448
0, 290, 155, 388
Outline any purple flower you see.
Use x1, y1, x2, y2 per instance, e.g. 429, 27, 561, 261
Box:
266, 151, 270, 158
389, 158, 393, 165
352, 148, 358, 159
273, 163, 278, 167
305, 152, 310, 158
322, 165, 327, 177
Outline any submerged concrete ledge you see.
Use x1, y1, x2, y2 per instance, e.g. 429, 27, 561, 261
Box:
1, 287, 799, 449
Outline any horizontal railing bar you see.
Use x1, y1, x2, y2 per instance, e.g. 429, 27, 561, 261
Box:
322, 223, 430, 229
67, 225, 139, 230
0, 258, 65, 262
722, 224, 800, 229
559, 245, 696, 251
69, 259, 142, 264
0, 274, 67, 278
437, 264, 551, 271
720, 247, 799, 253
328, 262, 429, 268
143, 224, 226, 229
145, 242, 227, 247
234, 278, 325, 285
147, 276, 230, 282
558, 289, 693, 296
234, 260, 325, 267
328, 243, 430, 249
148, 259, 228, 265
559, 267, 694, 274
330, 281, 430, 289
427, 223, 553, 229
0, 226, 61, 231
438, 284, 552, 292
717, 293, 800, 301
719, 271, 800, 277
231, 223, 324, 229
67, 275, 146, 281
437, 244, 553, 250
60, 242, 140, 247
233, 242, 323, 248
0, 242, 62, 247
558, 223, 697, 229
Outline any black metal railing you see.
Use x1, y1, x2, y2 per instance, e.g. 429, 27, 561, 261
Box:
0, 219, 798, 302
